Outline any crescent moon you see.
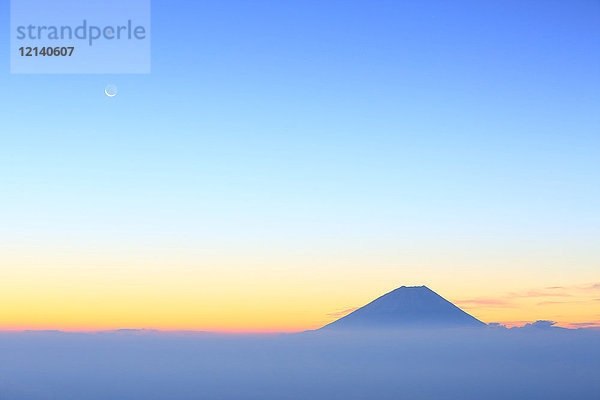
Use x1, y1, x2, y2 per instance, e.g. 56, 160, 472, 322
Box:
105, 88, 117, 97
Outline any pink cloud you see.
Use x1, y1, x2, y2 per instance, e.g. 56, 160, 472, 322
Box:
454, 282, 600, 311
326, 307, 359, 317
509, 290, 572, 298
516, 282, 600, 299
454, 298, 513, 308
536, 301, 568, 306
563, 321, 600, 328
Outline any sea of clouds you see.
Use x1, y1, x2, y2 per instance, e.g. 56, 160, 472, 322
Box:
0, 326, 598, 399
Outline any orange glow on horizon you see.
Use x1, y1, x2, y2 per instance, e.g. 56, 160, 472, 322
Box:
1, 247, 598, 333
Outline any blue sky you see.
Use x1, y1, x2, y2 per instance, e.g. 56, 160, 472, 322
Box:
3, 0, 598, 238
0, 0, 599, 329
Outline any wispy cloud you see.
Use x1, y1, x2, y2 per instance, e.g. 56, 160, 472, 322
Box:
543, 282, 600, 293
563, 321, 600, 328
536, 301, 567, 306
454, 298, 513, 308
509, 290, 572, 298
326, 307, 359, 317
453, 282, 600, 313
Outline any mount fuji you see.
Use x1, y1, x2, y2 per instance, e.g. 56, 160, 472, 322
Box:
320, 286, 486, 330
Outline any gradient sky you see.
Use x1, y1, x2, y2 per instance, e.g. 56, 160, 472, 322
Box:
1, 0, 599, 331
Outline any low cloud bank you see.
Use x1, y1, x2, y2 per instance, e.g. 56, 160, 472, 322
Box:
0, 328, 598, 399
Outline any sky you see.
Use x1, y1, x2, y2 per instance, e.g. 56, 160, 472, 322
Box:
0, 0, 599, 331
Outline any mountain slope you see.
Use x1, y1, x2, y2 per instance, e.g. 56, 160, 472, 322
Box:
320, 286, 485, 330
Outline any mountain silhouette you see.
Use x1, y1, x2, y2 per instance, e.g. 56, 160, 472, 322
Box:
320, 286, 486, 330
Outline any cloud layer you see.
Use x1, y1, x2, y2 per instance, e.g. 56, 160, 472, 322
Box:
0, 329, 598, 400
